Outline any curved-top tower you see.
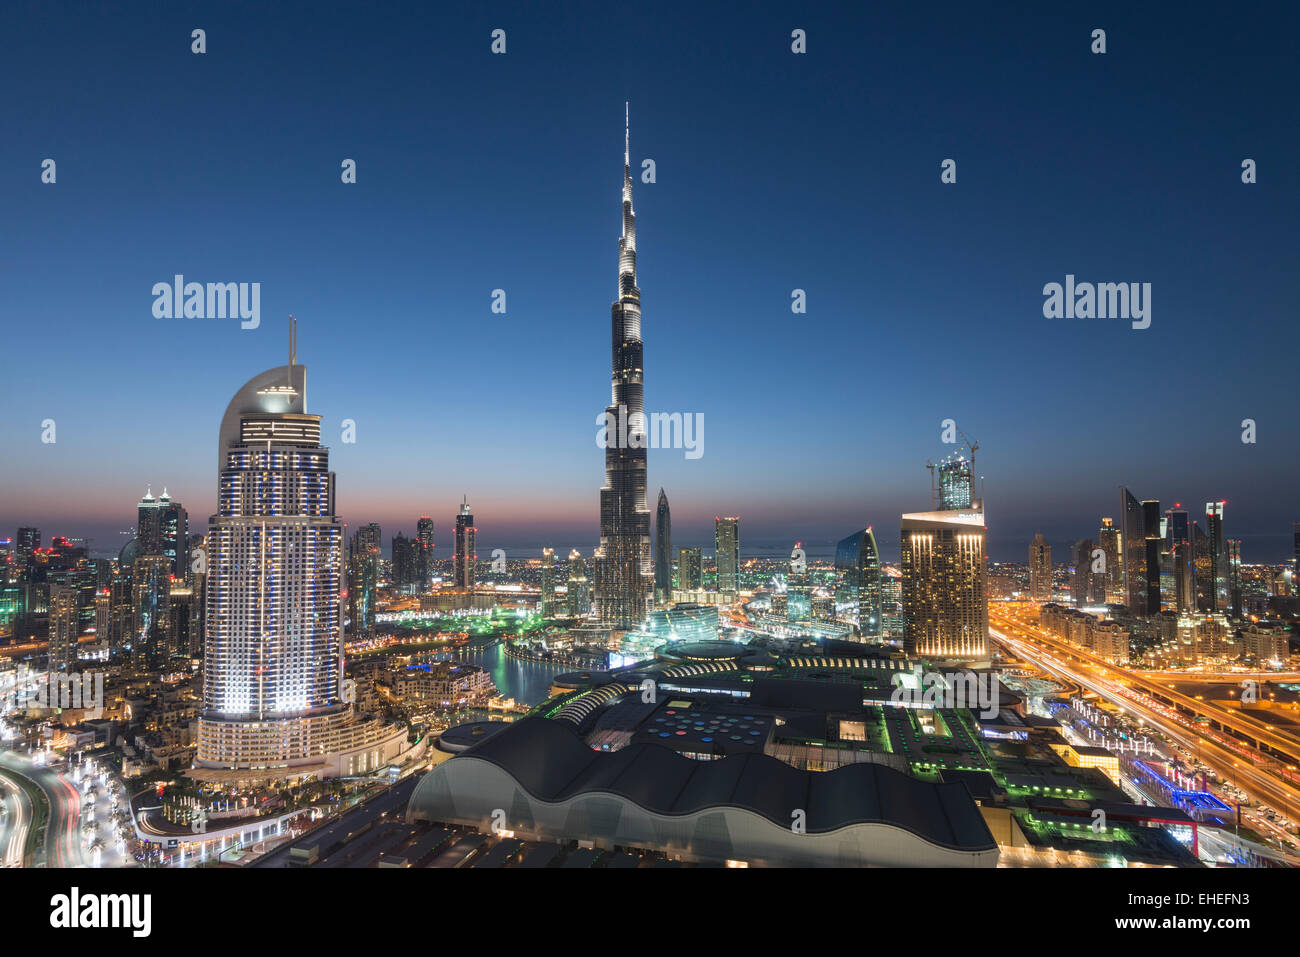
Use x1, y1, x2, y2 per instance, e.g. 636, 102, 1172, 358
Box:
197, 320, 410, 778
597, 105, 653, 629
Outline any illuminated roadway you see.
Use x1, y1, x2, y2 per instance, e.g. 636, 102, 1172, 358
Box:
0, 770, 31, 867
0, 751, 84, 868
989, 609, 1300, 824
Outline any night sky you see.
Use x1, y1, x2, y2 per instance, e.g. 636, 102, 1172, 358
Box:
1, 1, 1296, 562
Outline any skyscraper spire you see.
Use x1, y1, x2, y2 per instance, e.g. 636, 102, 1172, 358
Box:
624, 100, 629, 168
597, 105, 653, 629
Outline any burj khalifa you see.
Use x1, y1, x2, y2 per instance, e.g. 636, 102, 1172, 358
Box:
596, 105, 653, 629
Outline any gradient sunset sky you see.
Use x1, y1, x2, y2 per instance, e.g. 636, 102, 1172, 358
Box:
1, 1, 1296, 562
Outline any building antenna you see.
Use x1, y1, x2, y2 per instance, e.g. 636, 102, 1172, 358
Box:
624, 101, 630, 167
287, 314, 298, 392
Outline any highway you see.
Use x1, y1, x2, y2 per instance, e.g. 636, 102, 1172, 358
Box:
0, 769, 32, 867
0, 750, 84, 868
989, 610, 1300, 825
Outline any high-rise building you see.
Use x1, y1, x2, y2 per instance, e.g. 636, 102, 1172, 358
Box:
654, 489, 672, 604
131, 554, 172, 670
1029, 532, 1052, 601
416, 517, 435, 587
596, 107, 653, 630
391, 533, 417, 591
1071, 539, 1100, 606
1228, 539, 1244, 619
1119, 488, 1146, 612
136, 488, 189, 577
714, 517, 740, 594
1294, 522, 1300, 584
677, 546, 702, 590
454, 498, 476, 591
16, 527, 40, 569
540, 547, 556, 616
834, 528, 884, 638
567, 550, 591, 617
1097, 517, 1122, 603
347, 523, 381, 637
1165, 505, 1195, 613
934, 454, 975, 511
48, 583, 78, 672
1142, 499, 1163, 615
198, 324, 409, 775
901, 508, 988, 659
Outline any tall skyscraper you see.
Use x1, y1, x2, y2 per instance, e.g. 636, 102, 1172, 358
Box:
416, 516, 435, 588
835, 528, 884, 638
1165, 505, 1195, 613
1071, 538, 1098, 606
714, 517, 740, 594
1029, 532, 1052, 601
1120, 488, 1147, 612
654, 489, 672, 604
567, 550, 591, 617
934, 454, 975, 510
391, 533, 417, 591
136, 488, 189, 577
131, 554, 172, 670
1097, 517, 1122, 604
677, 546, 702, 590
454, 498, 476, 591
540, 547, 556, 616
1142, 498, 1163, 615
198, 323, 407, 774
347, 523, 381, 637
901, 508, 988, 659
16, 527, 40, 569
48, 583, 78, 672
596, 107, 653, 630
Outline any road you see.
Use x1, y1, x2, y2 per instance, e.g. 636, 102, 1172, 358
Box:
0, 769, 32, 867
0, 750, 84, 868
989, 611, 1300, 825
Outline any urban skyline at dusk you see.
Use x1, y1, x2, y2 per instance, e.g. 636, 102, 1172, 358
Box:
1, 1, 1298, 905
2, 4, 1296, 562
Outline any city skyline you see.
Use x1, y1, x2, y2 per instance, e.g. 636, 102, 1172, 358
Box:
2, 4, 1296, 562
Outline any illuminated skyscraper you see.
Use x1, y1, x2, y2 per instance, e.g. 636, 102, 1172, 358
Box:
1071, 538, 1100, 606
596, 106, 653, 629
677, 546, 702, 590
1165, 505, 1195, 613
416, 516, 435, 587
654, 489, 672, 604
567, 550, 591, 617
1142, 498, 1163, 615
1098, 517, 1122, 603
1028, 532, 1052, 601
714, 517, 740, 594
901, 508, 988, 659
48, 584, 78, 672
198, 321, 408, 774
835, 528, 883, 638
1120, 488, 1147, 612
540, 547, 556, 616
136, 488, 189, 577
347, 523, 380, 637
454, 498, 476, 590
1204, 502, 1229, 614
